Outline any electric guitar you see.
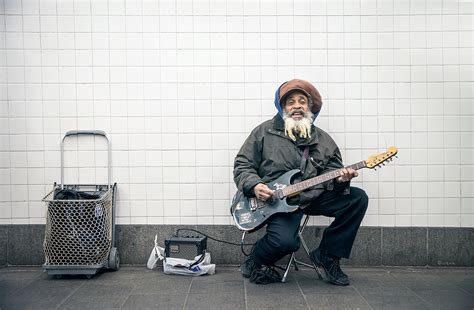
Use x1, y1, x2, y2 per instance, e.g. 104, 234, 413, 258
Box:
231, 147, 398, 232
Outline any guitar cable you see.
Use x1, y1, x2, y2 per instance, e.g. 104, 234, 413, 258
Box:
174, 228, 254, 256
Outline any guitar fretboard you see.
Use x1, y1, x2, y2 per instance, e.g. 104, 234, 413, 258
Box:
281, 161, 366, 197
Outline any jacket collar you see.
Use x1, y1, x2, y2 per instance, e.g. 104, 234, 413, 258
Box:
271, 114, 319, 146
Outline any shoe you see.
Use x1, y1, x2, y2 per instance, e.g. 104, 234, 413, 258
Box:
249, 266, 282, 284
310, 248, 349, 286
240, 256, 260, 278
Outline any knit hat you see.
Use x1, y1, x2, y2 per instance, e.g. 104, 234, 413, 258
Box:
274, 79, 323, 120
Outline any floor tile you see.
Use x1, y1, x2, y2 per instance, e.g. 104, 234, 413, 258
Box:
304, 294, 371, 310
0, 266, 472, 310
413, 288, 474, 309
122, 294, 186, 310
58, 282, 133, 309
362, 293, 431, 310
185, 292, 246, 310
1, 276, 84, 310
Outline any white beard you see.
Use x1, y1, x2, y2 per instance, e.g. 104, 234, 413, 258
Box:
283, 110, 314, 141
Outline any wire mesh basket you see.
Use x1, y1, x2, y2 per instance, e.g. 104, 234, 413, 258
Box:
42, 185, 113, 267
41, 130, 119, 277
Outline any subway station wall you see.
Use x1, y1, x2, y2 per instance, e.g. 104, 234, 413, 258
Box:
0, 0, 473, 228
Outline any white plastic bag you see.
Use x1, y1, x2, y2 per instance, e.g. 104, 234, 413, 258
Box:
147, 234, 165, 270
163, 252, 215, 276
146, 234, 215, 276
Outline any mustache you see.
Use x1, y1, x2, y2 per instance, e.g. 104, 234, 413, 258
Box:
289, 108, 305, 116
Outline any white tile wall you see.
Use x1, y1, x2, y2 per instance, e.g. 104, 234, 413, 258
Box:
0, 0, 472, 227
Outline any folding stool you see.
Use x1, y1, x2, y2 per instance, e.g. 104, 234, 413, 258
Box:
281, 214, 323, 282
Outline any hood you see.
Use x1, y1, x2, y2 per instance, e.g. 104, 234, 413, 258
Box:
274, 79, 323, 121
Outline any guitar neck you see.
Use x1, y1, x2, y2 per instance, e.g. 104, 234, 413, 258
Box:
281, 161, 366, 197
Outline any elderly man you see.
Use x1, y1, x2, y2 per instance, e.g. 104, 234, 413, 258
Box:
233, 79, 368, 285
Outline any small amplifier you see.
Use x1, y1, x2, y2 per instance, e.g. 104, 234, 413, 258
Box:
165, 235, 207, 260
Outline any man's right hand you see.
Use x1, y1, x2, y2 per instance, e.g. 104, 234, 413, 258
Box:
253, 183, 274, 201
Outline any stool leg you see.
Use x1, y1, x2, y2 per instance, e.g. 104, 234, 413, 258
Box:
299, 227, 323, 280
298, 215, 324, 280
281, 252, 295, 283
281, 215, 324, 282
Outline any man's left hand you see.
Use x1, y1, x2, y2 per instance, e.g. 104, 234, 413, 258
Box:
336, 168, 358, 183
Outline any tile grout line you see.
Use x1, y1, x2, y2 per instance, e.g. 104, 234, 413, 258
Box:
351, 283, 374, 310
243, 277, 248, 310
54, 280, 86, 310
433, 268, 474, 298
294, 275, 311, 310
182, 277, 194, 310
456, 285, 474, 297
118, 275, 134, 310
386, 270, 433, 308
440, 269, 474, 297
119, 291, 133, 310
2, 269, 44, 298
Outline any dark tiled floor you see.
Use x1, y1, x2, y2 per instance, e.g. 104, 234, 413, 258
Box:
0, 266, 473, 310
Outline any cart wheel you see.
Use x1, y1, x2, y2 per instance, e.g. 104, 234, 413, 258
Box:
86, 274, 93, 279
108, 247, 120, 271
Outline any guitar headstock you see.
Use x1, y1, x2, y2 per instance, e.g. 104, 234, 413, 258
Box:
365, 146, 398, 169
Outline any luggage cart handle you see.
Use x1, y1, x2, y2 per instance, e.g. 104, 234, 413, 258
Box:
65, 130, 107, 137
61, 130, 111, 189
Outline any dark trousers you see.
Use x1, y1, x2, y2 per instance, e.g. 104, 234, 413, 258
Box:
251, 187, 369, 266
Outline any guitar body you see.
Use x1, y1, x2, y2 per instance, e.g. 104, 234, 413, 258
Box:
230, 146, 398, 232
230, 169, 301, 232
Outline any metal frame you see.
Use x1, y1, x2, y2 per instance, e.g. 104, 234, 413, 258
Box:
43, 130, 118, 277
61, 130, 116, 251
61, 130, 111, 189
281, 214, 323, 282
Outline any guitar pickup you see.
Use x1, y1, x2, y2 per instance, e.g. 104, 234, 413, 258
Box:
249, 198, 258, 211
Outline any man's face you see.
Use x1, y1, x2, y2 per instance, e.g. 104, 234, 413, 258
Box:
283, 91, 309, 121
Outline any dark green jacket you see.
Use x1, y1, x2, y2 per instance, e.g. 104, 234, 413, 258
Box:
233, 114, 349, 208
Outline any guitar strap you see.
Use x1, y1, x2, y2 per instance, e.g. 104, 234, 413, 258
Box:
300, 146, 310, 173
